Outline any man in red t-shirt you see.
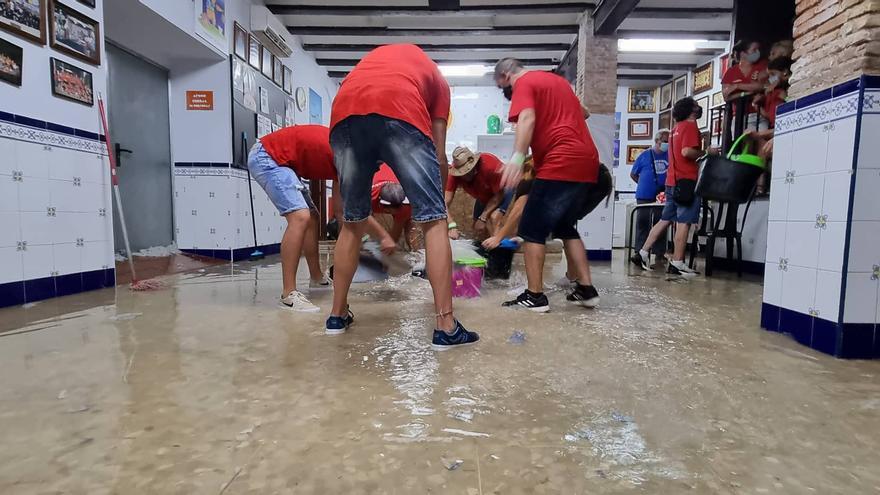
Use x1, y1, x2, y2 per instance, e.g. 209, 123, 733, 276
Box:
444, 147, 513, 239
248, 125, 341, 312
327, 44, 478, 348
493, 58, 604, 312
369, 164, 414, 250
637, 97, 710, 279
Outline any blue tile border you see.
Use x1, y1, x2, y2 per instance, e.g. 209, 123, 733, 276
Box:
761, 303, 878, 359
0, 112, 107, 155
0, 110, 104, 142
173, 162, 232, 168
0, 268, 115, 309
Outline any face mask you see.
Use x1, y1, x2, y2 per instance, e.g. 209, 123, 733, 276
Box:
659, 142, 669, 152
768, 74, 781, 85
745, 51, 761, 63
693, 106, 703, 120
502, 85, 513, 101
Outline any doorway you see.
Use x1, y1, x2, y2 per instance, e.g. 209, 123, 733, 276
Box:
106, 42, 173, 253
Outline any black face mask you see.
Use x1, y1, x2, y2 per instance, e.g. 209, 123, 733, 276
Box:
502, 85, 513, 101
693, 106, 703, 120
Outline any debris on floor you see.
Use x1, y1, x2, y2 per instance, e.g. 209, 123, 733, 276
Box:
441, 456, 464, 471
508, 330, 527, 344
109, 312, 142, 321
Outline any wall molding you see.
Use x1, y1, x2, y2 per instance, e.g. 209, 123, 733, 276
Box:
0, 112, 107, 155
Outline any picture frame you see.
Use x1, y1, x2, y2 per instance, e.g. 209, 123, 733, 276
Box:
0, 37, 24, 86
1, 0, 47, 45
658, 110, 671, 131
75, 0, 93, 7
273, 55, 282, 87
696, 96, 709, 130
261, 46, 272, 79
248, 34, 260, 70
692, 61, 714, 95
626, 145, 651, 165
49, 0, 100, 65
711, 91, 724, 108
673, 75, 688, 104
627, 88, 656, 113
50, 56, 93, 106
283, 66, 292, 94
233, 22, 247, 61
660, 81, 673, 110
627, 118, 653, 140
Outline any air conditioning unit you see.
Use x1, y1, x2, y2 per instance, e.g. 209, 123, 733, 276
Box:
251, 5, 293, 58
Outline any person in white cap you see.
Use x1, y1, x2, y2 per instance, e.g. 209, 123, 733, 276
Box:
444, 146, 513, 240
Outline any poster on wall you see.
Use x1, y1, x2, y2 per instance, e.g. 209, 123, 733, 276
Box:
284, 98, 295, 126
0, 37, 23, 86
256, 114, 272, 138
0, 0, 46, 44
308, 88, 322, 124
50, 57, 93, 106
242, 66, 257, 112
195, 0, 226, 53
49, 0, 101, 65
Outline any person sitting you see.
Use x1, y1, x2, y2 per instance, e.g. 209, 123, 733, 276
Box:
445, 147, 514, 240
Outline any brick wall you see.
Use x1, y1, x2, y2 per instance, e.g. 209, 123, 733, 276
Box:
790, 0, 880, 97
576, 16, 619, 114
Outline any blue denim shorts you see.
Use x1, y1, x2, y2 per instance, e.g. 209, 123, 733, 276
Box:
518, 179, 596, 244
473, 188, 515, 220
660, 186, 701, 224
248, 142, 315, 215
330, 114, 447, 223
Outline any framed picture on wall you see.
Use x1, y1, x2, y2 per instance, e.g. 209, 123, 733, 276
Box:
50, 57, 93, 106
696, 96, 709, 130
673, 75, 687, 103
49, 0, 100, 65
261, 47, 272, 79
626, 145, 651, 164
627, 118, 653, 140
273, 56, 282, 87
0, 0, 46, 44
711, 112, 722, 137
233, 22, 247, 61
711, 91, 724, 108
658, 110, 671, 130
283, 66, 292, 94
0, 37, 23, 86
692, 61, 714, 95
627, 88, 656, 113
660, 82, 673, 110
248, 34, 260, 70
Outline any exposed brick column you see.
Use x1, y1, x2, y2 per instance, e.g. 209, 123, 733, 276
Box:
576, 16, 618, 113
790, 0, 880, 97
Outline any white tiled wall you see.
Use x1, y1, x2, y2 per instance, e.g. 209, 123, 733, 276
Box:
712, 200, 769, 263
447, 86, 511, 156
0, 137, 113, 284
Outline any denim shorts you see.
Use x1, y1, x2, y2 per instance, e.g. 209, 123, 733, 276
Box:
248, 142, 315, 215
330, 114, 447, 223
473, 188, 515, 220
518, 179, 598, 244
660, 186, 701, 224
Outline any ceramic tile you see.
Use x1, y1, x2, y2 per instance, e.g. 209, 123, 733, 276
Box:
19, 211, 54, 246
765, 220, 786, 263
825, 116, 857, 172
812, 269, 843, 323
48, 178, 81, 213
817, 221, 848, 272
79, 212, 106, 242
80, 153, 108, 184
780, 265, 818, 315
21, 244, 54, 280
82, 240, 112, 271
846, 221, 880, 272
851, 167, 880, 221
0, 246, 23, 284
856, 114, 880, 169
767, 179, 789, 221
52, 242, 81, 276
48, 147, 84, 181
790, 122, 828, 176
820, 171, 853, 222
784, 221, 820, 269
763, 262, 783, 306
843, 271, 880, 324
0, 176, 18, 212
770, 131, 792, 180
51, 211, 81, 245
786, 173, 824, 222
17, 176, 51, 212
0, 137, 15, 175
15, 141, 50, 179
0, 211, 21, 248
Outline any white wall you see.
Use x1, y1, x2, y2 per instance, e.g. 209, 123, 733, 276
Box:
447, 86, 510, 156
613, 85, 659, 194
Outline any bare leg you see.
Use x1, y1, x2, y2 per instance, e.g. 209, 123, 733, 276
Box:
280, 209, 311, 295
672, 222, 691, 261
330, 220, 368, 316
641, 219, 671, 253
422, 219, 455, 333
562, 238, 592, 286
303, 212, 323, 282
523, 242, 546, 293
563, 244, 577, 280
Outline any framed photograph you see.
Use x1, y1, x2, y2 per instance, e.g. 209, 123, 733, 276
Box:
75, 0, 93, 7
627, 88, 655, 113
658, 110, 671, 130
696, 96, 709, 130
50, 57, 93, 105
273, 55, 282, 87
283, 66, 292, 94
49, 0, 100, 65
261, 47, 272, 79
673, 75, 687, 103
626, 145, 651, 164
0, 37, 23, 86
194, 0, 225, 52
233, 22, 247, 61
692, 61, 714, 95
627, 118, 653, 140
711, 91, 724, 108
248, 34, 260, 70
1, 0, 46, 44
660, 82, 672, 110
711, 112, 722, 136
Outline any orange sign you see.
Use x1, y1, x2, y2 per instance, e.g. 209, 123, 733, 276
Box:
186, 90, 214, 110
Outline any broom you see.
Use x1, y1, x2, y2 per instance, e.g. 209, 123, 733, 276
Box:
97, 94, 164, 291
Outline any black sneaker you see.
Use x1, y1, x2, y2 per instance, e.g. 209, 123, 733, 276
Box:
630, 252, 649, 271
502, 290, 550, 313
566, 283, 600, 308
432, 320, 480, 351
325, 307, 354, 335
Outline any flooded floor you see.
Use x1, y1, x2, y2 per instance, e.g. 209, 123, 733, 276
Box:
1, 252, 879, 494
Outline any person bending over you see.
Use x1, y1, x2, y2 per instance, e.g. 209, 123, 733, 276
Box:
368, 163, 416, 252
445, 146, 513, 240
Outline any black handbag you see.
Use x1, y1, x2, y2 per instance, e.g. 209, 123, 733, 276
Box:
670, 132, 697, 205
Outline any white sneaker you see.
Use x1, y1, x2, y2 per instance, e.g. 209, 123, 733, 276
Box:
280, 291, 320, 312
309, 275, 332, 290
670, 261, 699, 278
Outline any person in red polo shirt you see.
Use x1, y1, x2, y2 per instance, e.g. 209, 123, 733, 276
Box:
493, 58, 604, 312
248, 125, 341, 312
327, 44, 478, 349
722, 40, 769, 130
369, 163, 414, 250
445, 147, 513, 239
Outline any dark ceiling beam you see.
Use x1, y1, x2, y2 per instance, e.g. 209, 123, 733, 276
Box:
592, 0, 640, 35
304, 43, 574, 52
617, 62, 694, 71
291, 25, 579, 36
617, 74, 673, 81
317, 57, 560, 66
268, 3, 593, 15
616, 30, 731, 40
629, 7, 732, 19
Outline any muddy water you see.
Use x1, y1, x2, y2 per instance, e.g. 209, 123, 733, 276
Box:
1, 254, 879, 494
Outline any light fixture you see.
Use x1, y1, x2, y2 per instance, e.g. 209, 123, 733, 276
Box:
438, 64, 493, 78
618, 39, 706, 53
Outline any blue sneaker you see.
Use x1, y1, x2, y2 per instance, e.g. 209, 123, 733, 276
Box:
325, 307, 354, 335
432, 320, 479, 351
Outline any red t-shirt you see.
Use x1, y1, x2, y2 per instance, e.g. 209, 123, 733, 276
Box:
445, 153, 504, 204
371, 164, 411, 222
763, 88, 786, 127
330, 44, 450, 142
259, 125, 336, 180
722, 60, 768, 113
508, 71, 599, 183
666, 120, 701, 187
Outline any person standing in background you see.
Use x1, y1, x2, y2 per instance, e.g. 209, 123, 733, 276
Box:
629, 130, 669, 270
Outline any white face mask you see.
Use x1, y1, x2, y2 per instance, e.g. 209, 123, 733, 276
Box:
768, 74, 781, 85
659, 142, 669, 152
745, 51, 761, 63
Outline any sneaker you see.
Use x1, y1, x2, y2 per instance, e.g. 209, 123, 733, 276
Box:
432, 320, 480, 351
502, 290, 550, 313
666, 263, 698, 280
309, 275, 332, 290
280, 291, 320, 312
630, 251, 650, 271
325, 307, 354, 335
566, 283, 600, 308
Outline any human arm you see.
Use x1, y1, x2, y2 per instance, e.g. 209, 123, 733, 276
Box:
482, 194, 527, 250
365, 216, 397, 255
330, 180, 343, 223
500, 108, 535, 189
432, 118, 449, 187
474, 190, 505, 233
